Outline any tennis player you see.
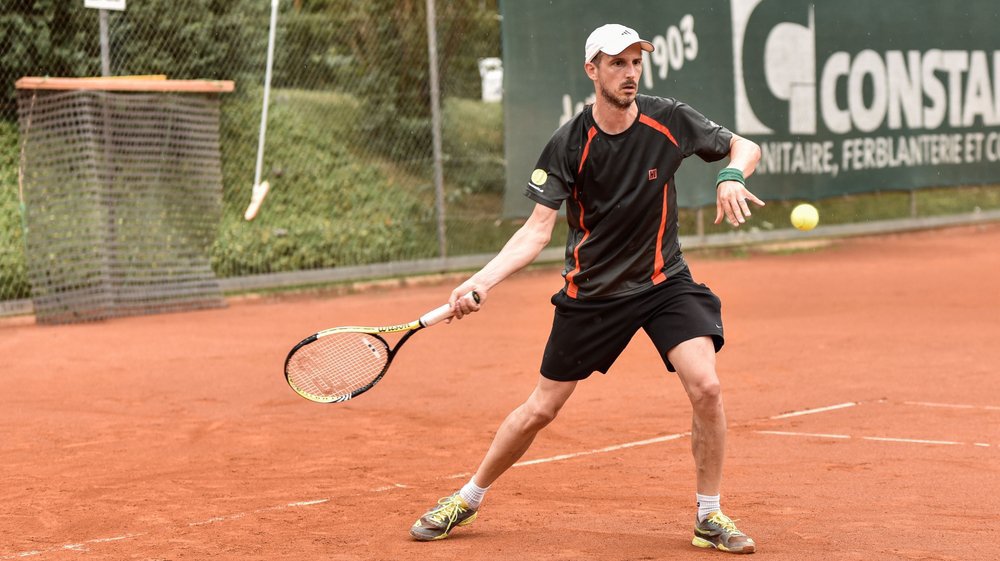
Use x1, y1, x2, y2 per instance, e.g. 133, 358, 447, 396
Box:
410, 23, 763, 554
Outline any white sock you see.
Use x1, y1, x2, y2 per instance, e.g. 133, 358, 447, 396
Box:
696, 493, 721, 522
459, 478, 490, 509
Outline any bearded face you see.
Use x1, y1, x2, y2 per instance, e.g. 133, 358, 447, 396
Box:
598, 75, 638, 109
589, 44, 644, 110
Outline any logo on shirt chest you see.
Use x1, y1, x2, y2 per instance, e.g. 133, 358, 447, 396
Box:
648, 168, 658, 181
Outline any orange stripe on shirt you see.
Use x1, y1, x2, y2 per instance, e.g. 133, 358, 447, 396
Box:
639, 114, 675, 284
578, 126, 598, 174
651, 180, 670, 285
566, 126, 598, 298
565, 185, 591, 299
638, 114, 678, 147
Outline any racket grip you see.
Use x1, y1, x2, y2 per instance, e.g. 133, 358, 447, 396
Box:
420, 291, 480, 327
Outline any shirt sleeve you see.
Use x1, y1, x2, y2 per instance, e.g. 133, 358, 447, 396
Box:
523, 122, 577, 210
669, 102, 734, 163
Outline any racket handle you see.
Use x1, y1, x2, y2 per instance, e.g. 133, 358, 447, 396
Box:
420, 291, 480, 327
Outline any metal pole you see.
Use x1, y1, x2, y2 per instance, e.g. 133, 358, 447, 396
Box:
99, 9, 111, 76
98, 8, 113, 310
255, 0, 279, 188
425, 0, 447, 258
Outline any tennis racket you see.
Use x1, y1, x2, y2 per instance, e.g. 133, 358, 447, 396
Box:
284, 291, 480, 403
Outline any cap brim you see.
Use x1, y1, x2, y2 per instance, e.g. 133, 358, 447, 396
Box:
605, 39, 654, 56
590, 39, 654, 63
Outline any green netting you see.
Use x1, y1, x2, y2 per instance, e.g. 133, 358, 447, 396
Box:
16, 86, 225, 323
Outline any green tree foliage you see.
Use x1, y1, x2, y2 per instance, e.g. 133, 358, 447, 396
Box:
2, 0, 499, 122
0, 0, 268, 120
276, 0, 500, 159
0, 1, 100, 117
1, 0, 504, 299
107, 0, 267, 84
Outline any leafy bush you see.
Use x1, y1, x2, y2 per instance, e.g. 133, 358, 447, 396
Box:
1, 3, 96, 117
0, 121, 28, 299
443, 97, 504, 196
1, 0, 507, 301
213, 88, 441, 277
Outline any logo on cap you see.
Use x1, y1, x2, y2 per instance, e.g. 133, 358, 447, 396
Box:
584, 24, 654, 63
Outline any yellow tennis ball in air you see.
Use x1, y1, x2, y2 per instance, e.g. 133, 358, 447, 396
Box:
790, 203, 819, 231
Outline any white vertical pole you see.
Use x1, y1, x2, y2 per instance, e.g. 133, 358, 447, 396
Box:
254, 0, 279, 188
244, 0, 279, 220
425, 0, 447, 258
98, 7, 113, 303
99, 9, 111, 76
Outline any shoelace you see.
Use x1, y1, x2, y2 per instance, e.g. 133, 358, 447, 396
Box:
708, 513, 746, 536
427, 495, 466, 525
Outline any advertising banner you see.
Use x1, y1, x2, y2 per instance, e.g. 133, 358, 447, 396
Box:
500, 0, 1000, 215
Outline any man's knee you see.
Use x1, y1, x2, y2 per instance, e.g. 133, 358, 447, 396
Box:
687, 376, 722, 406
519, 379, 575, 429
520, 400, 560, 430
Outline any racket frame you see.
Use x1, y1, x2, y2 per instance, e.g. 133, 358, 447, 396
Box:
283, 292, 476, 403
284, 320, 423, 403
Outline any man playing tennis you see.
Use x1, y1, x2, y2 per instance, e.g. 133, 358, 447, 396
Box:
410, 23, 763, 554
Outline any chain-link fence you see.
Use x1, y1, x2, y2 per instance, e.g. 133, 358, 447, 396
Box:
5, 2, 1000, 318
1, 0, 507, 313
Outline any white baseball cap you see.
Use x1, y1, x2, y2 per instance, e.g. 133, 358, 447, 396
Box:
584, 24, 654, 63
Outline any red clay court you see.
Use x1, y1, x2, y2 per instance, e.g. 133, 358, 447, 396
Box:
1, 224, 998, 560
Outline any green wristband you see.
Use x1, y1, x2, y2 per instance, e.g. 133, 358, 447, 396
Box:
716, 167, 745, 186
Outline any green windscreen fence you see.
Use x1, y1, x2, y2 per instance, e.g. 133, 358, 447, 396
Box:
500, 0, 1000, 216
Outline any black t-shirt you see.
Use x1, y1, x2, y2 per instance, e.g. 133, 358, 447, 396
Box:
525, 94, 733, 300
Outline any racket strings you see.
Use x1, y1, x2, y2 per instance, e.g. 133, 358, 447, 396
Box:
286, 332, 389, 400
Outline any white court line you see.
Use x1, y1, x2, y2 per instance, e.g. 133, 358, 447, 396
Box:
0, 534, 143, 560
444, 432, 692, 480
903, 401, 1000, 411
371, 483, 409, 492
187, 498, 329, 527
7, 397, 992, 559
4, 430, 693, 558
863, 436, 963, 446
513, 432, 690, 467
770, 402, 859, 419
288, 499, 329, 507
757, 430, 992, 448
757, 430, 850, 439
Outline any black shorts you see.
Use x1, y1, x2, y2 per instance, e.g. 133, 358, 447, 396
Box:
539, 267, 724, 381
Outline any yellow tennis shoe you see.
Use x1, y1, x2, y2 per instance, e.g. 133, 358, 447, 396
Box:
692, 511, 756, 554
410, 492, 478, 541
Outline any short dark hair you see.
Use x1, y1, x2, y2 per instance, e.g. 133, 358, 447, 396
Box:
589, 52, 605, 66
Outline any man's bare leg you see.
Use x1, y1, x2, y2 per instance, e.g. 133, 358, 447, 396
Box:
668, 336, 726, 496
668, 336, 755, 553
410, 376, 577, 541
473, 376, 578, 486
